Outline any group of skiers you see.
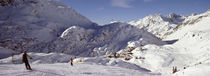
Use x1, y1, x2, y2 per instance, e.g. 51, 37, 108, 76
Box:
21, 51, 74, 70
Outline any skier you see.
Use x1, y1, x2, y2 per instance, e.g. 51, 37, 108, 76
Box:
22, 51, 32, 70
69, 58, 73, 66
113, 52, 117, 58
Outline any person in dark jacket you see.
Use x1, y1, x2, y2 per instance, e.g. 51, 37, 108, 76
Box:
22, 51, 32, 70
70, 58, 73, 66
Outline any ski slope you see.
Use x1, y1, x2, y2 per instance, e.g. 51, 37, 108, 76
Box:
0, 63, 160, 76
174, 64, 210, 76
1, 0, 210, 76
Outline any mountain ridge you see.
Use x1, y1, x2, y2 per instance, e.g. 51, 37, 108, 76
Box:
1, 0, 210, 76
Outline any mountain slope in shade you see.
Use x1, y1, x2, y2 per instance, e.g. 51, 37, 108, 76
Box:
0, 0, 97, 53
0, 0, 94, 42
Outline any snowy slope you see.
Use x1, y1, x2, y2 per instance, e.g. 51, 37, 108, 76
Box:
1, 0, 210, 76
174, 64, 210, 76
165, 11, 210, 65
166, 11, 210, 75
0, 52, 75, 64
0, 52, 153, 73
122, 10, 210, 76
0, 52, 160, 76
0, 63, 160, 76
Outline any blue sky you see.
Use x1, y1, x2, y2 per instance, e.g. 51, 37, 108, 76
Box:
60, 0, 210, 25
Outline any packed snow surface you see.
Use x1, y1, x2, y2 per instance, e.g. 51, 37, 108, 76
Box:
1, 0, 210, 76
0, 63, 160, 76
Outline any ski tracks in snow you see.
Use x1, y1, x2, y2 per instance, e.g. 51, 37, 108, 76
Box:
0, 63, 158, 76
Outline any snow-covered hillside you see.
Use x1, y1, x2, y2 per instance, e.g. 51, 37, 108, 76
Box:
55, 22, 165, 56
166, 10, 210, 75
124, 10, 210, 76
1, 0, 210, 76
0, 63, 160, 76
165, 11, 210, 67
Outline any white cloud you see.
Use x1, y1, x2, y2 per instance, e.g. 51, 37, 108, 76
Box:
111, 0, 134, 8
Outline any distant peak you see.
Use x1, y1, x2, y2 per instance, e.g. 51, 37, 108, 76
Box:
166, 13, 181, 19
154, 14, 162, 16
110, 21, 119, 24
144, 14, 163, 20
147, 14, 162, 17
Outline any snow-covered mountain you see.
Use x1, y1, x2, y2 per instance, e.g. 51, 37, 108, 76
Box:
0, 0, 165, 56
128, 11, 209, 40
124, 10, 210, 75
0, 0, 97, 53
1, 0, 210, 76
129, 13, 185, 39
166, 10, 210, 76
54, 22, 165, 56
